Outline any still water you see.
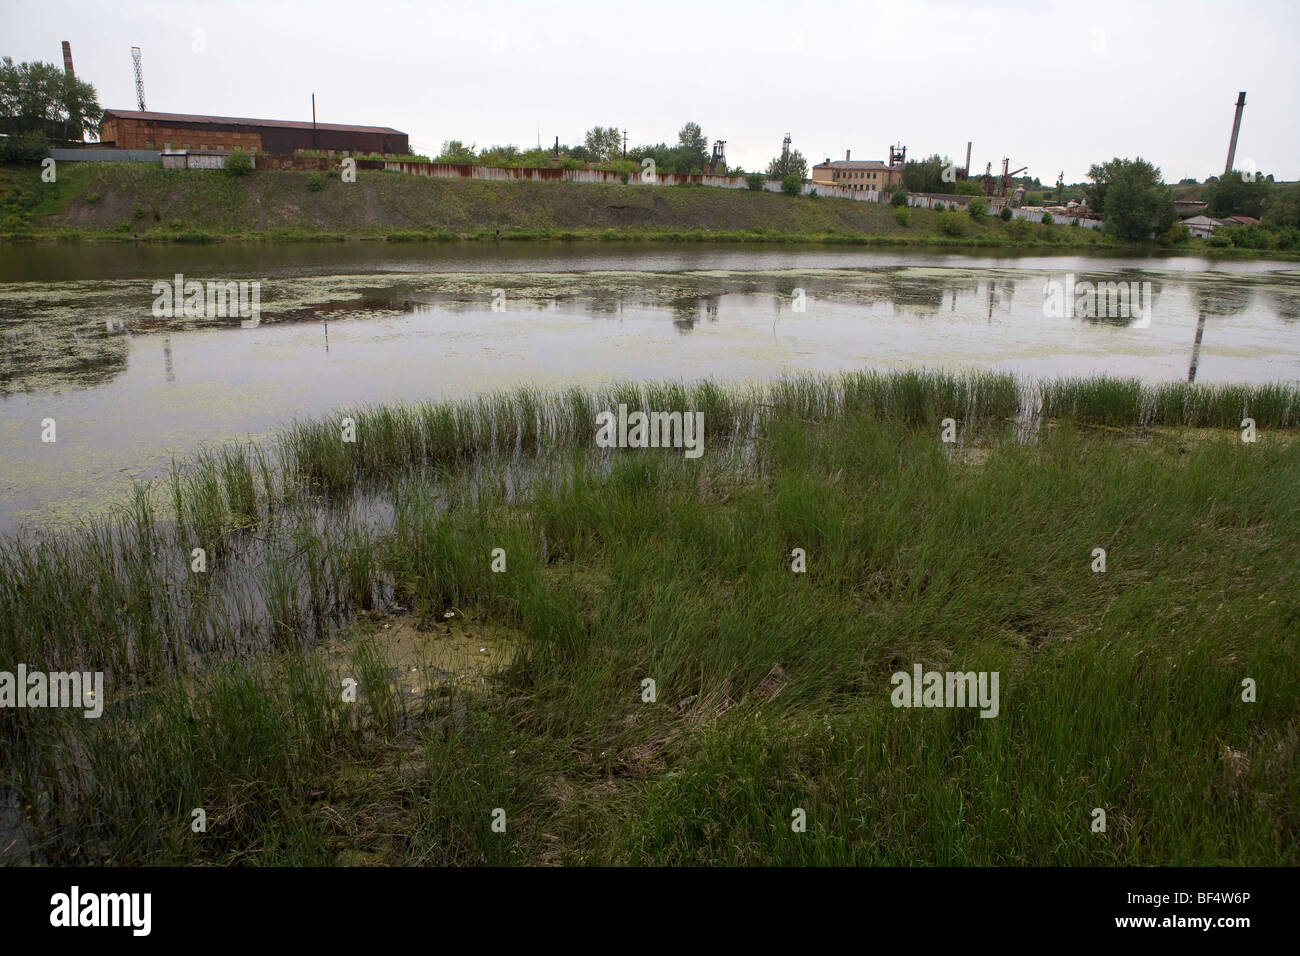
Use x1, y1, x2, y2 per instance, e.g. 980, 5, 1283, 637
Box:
1, 241, 1297, 530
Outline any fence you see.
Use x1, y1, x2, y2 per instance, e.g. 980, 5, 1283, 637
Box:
48, 148, 161, 163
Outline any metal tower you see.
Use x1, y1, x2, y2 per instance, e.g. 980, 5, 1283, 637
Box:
131, 46, 146, 111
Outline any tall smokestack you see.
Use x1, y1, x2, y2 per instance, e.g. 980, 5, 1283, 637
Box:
1224, 91, 1246, 175
62, 41, 82, 142
845, 149, 851, 161
965, 141, 972, 177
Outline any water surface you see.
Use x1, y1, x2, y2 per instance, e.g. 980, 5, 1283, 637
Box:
2, 242, 1297, 530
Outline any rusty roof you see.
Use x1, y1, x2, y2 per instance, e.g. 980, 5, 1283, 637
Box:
102, 109, 404, 135
813, 159, 893, 170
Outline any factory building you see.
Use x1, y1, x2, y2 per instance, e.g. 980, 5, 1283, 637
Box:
98, 110, 409, 155
811, 150, 904, 193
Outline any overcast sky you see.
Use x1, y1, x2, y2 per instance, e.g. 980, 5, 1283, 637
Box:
4, 0, 1297, 183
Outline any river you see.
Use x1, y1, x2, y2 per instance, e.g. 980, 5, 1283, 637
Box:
1, 241, 1297, 531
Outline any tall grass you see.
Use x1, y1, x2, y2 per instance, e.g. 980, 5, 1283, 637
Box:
2, 368, 1299, 865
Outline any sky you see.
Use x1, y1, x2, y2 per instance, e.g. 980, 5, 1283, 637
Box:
3, 0, 1297, 183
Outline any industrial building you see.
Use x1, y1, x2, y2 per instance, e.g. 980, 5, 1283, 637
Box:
811, 149, 904, 193
98, 109, 409, 155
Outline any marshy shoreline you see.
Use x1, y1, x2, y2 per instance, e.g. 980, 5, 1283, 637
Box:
2, 368, 1298, 865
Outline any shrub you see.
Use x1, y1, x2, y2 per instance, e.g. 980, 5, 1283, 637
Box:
307, 174, 323, 192
1207, 235, 1231, 248
224, 147, 253, 176
937, 210, 967, 237
0, 131, 49, 164
933, 202, 946, 212
781, 174, 801, 196
1009, 218, 1034, 239
1000, 206, 1013, 221
1160, 223, 1189, 244
746, 172, 764, 191
968, 195, 988, 219
85, 192, 101, 205
891, 188, 908, 207
895, 207, 911, 227
1041, 212, 1053, 225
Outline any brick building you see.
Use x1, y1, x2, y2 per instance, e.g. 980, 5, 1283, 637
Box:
99, 110, 409, 155
811, 150, 903, 193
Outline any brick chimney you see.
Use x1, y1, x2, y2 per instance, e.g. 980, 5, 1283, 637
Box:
845, 149, 851, 161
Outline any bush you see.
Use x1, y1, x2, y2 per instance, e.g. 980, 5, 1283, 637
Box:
0, 131, 49, 165
933, 202, 945, 212
968, 195, 988, 219
307, 174, 323, 192
895, 207, 911, 227
1000, 206, 1013, 221
1041, 212, 1053, 225
890, 188, 908, 207
224, 147, 253, 177
746, 172, 764, 191
937, 210, 967, 237
1160, 223, 1189, 245
1274, 227, 1300, 250
85, 192, 100, 205
1207, 235, 1231, 248
1009, 218, 1034, 240
781, 175, 801, 196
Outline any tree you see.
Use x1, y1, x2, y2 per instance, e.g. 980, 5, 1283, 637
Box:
1083, 159, 1126, 212
1096, 157, 1175, 241
767, 147, 807, 181
435, 140, 477, 163
902, 154, 950, 193
1203, 171, 1273, 219
584, 125, 624, 163
0, 56, 102, 140
1263, 183, 1300, 229
781, 174, 801, 196
677, 121, 708, 172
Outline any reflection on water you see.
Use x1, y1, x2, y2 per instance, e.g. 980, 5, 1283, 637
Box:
0, 250, 1298, 531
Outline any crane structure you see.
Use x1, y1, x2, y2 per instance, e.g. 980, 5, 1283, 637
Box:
131, 46, 146, 111
983, 157, 1027, 199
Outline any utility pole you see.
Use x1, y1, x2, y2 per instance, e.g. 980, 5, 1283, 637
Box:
622, 129, 627, 158
312, 94, 317, 150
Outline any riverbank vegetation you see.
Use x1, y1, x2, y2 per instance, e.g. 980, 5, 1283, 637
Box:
3, 369, 1297, 865
5, 163, 1296, 257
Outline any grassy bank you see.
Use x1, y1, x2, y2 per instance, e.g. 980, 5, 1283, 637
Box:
0, 162, 1250, 255
2, 369, 1297, 865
